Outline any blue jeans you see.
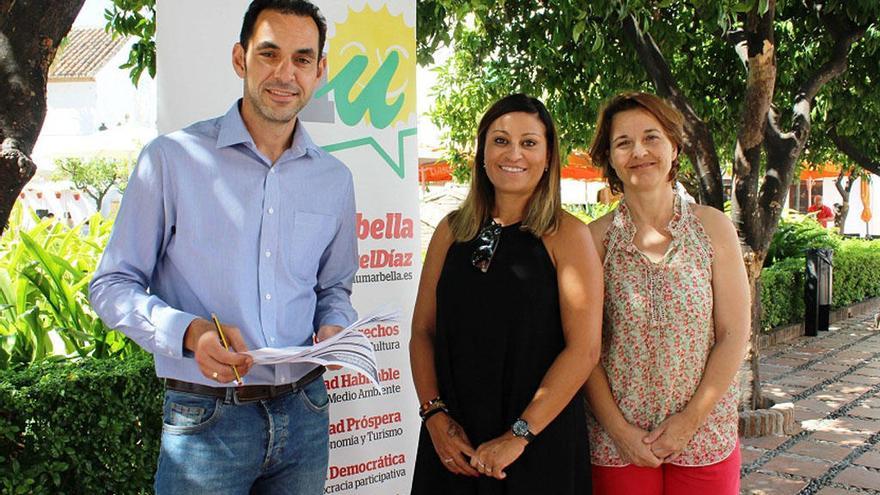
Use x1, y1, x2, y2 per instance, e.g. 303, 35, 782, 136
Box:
154, 378, 330, 495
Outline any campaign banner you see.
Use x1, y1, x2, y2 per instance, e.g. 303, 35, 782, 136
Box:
156, 1, 419, 493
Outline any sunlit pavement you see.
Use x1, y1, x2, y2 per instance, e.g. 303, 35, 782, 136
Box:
740, 312, 880, 494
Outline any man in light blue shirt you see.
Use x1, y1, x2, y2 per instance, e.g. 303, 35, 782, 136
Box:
89, 1, 357, 493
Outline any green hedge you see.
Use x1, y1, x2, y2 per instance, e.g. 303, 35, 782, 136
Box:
760, 257, 806, 330
0, 353, 162, 494
759, 238, 880, 331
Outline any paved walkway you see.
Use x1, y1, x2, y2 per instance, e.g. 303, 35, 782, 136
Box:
741, 312, 880, 494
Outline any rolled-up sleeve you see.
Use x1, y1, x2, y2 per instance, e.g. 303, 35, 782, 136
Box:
312, 175, 358, 330
88, 140, 196, 358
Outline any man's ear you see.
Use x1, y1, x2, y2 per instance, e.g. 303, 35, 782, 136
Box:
316, 55, 327, 81
232, 43, 246, 78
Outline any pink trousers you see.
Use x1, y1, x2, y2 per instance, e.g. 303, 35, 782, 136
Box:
591, 443, 741, 495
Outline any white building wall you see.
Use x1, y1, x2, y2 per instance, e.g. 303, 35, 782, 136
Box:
807, 177, 880, 237
94, 43, 157, 129
42, 81, 99, 135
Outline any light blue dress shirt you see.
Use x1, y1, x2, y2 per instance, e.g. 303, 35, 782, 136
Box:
89, 101, 358, 386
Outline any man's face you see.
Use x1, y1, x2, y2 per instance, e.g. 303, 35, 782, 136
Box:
233, 10, 325, 125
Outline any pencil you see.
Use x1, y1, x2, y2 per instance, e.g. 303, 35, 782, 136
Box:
211, 313, 243, 386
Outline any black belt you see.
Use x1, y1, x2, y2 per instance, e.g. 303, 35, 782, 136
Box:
165, 366, 325, 402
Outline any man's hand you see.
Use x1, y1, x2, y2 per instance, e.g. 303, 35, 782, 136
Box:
184, 318, 253, 383
315, 325, 344, 370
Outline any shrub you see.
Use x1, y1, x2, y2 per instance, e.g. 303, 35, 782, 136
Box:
0, 353, 162, 494
831, 239, 880, 307
0, 205, 138, 369
760, 257, 805, 330
765, 212, 841, 267
758, 238, 880, 331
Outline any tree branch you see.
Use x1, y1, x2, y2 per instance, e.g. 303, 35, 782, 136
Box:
829, 127, 880, 177
791, 21, 865, 144
621, 13, 724, 209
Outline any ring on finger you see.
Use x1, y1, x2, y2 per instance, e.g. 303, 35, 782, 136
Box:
211, 371, 219, 379
443, 457, 454, 464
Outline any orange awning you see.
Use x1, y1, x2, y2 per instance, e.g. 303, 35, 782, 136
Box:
800, 161, 841, 180
418, 162, 453, 182
419, 152, 605, 184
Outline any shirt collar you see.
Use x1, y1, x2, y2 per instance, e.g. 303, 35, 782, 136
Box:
215, 99, 322, 158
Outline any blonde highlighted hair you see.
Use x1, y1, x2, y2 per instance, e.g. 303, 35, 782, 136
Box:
448, 93, 562, 241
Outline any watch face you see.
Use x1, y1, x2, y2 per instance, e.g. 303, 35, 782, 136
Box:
512, 419, 529, 436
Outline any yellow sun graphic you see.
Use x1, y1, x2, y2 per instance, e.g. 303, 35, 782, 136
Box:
327, 4, 416, 127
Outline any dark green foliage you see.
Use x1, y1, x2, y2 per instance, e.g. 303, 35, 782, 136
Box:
765, 213, 842, 267
760, 257, 805, 330
0, 353, 162, 494
759, 238, 880, 330
831, 239, 880, 308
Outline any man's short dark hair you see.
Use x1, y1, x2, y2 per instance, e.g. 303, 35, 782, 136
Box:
240, 0, 327, 56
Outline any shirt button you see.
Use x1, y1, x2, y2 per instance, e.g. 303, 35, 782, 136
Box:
265, 251, 271, 257
268, 208, 275, 214
270, 337, 276, 343
265, 293, 272, 300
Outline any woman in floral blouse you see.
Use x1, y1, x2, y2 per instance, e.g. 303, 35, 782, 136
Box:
584, 92, 750, 495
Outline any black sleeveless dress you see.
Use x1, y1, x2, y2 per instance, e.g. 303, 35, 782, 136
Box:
411, 223, 591, 494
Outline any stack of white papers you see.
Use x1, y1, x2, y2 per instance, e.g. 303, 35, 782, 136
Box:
245, 305, 400, 391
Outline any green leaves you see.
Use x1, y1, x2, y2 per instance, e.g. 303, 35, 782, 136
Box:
0, 205, 137, 369
104, 0, 156, 86
52, 156, 133, 212
0, 354, 162, 494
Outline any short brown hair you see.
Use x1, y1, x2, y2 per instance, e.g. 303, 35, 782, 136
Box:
589, 92, 684, 195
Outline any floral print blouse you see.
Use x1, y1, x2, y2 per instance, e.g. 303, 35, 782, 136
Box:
587, 195, 739, 467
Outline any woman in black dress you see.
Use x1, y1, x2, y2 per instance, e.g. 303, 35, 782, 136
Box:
409, 94, 603, 494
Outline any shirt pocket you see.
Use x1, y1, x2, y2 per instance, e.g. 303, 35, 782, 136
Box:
287, 211, 337, 282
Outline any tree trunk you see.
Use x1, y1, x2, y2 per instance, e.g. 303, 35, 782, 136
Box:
834, 168, 855, 233
742, 246, 767, 409
622, 14, 725, 210
0, 0, 86, 233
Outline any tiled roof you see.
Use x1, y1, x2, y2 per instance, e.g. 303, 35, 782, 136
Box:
49, 28, 129, 80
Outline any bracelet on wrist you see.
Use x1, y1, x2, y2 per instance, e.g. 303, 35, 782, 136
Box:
421, 406, 448, 422
419, 396, 442, 415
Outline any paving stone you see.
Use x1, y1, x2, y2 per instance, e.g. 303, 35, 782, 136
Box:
763, 364, 795, 376
741, 447, 765, 466
849, 405, 880, 420
833, 466, 880, 490
814, 488, 860, 495
796, 398, 839, 414
810, 362, 850, 372
809, 429, 870, 446
809, 390, 860, 404
779, 374, 825, 388
742, 434, 789, 451
789, 440, 853, 462
835, 416, 880, 434
853, 367, 880, 377
763, 454, 832, 478
825, 382, 870, 395
841, 374, 880, 386
853, 450, 880, 470
765, 357, 812, 368
741, 472, 807, 495
794, 406, 825, 422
